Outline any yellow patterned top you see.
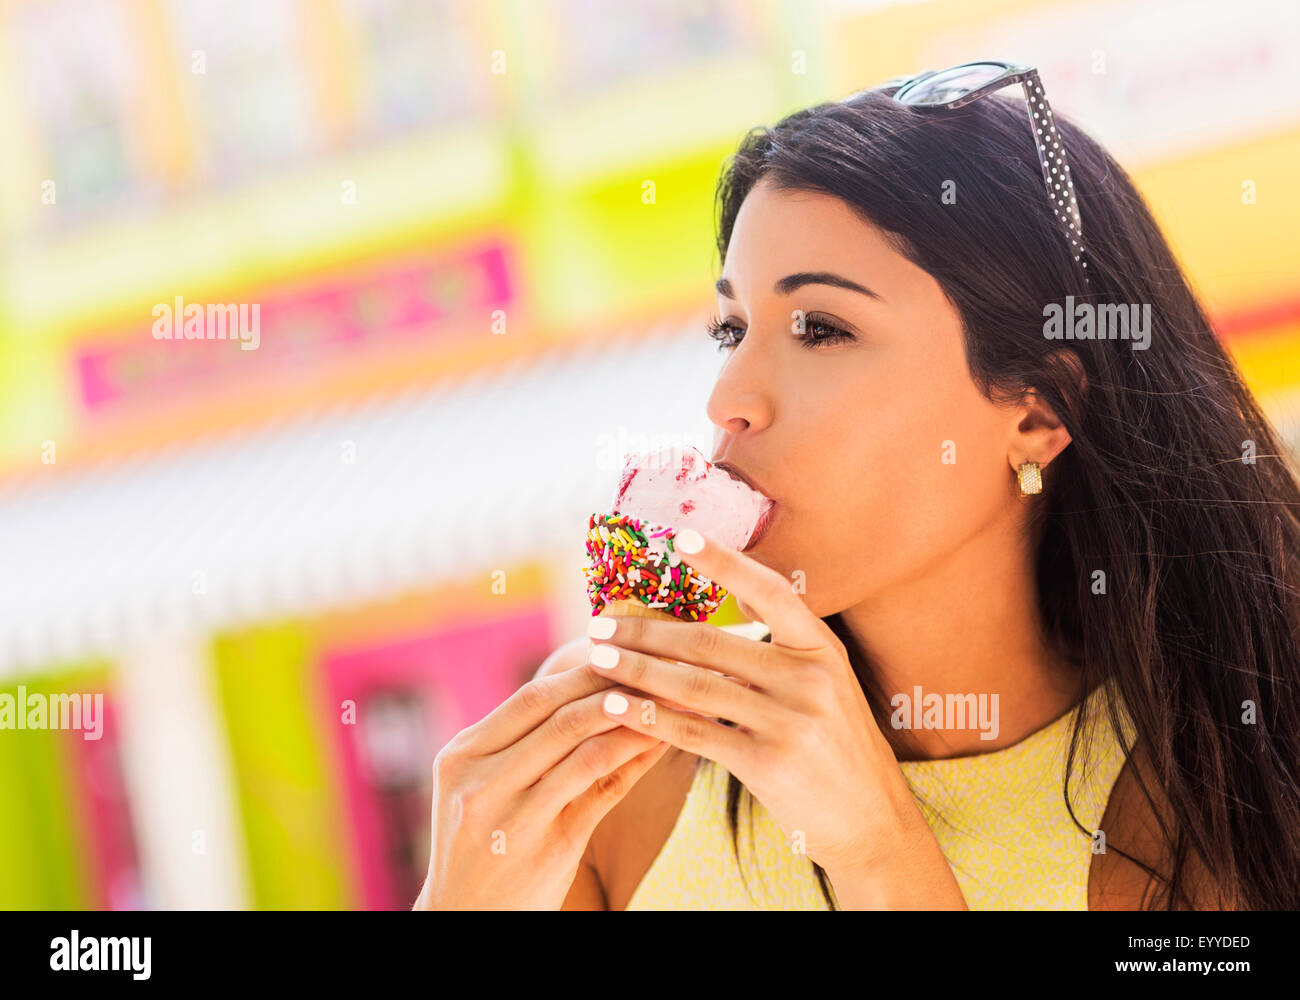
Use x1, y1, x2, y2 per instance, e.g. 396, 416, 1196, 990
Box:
625, 625, 1137, 910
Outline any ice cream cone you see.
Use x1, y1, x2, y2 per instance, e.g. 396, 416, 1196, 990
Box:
596, 598, 679, 620
584, 445, 772, 624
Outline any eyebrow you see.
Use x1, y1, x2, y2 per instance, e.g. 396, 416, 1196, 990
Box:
715, 272, 884, 302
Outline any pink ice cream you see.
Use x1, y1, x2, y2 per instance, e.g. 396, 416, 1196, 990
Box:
609, 445, 774, 551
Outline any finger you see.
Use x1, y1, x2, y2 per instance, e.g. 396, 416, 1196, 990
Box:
557, 738, 673, 843
585, 640, 775, 733
600, 687, 747, 776
530, 727, 667, 823
456, 663, 622, 756
589, 612, 789, 696
670, 527, 828, 649
478, 684, 647, 790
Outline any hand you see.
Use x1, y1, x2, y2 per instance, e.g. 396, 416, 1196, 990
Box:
417, 660, 669, 910
583, 527, 923, 882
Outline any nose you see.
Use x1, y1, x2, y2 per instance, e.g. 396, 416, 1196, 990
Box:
705, 337, 775, 440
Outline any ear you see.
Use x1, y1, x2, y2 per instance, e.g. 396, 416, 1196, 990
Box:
1008, 350, 1085, 475
1008, 394, 1072, 476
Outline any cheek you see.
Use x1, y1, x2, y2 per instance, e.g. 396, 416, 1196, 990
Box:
777, 360, 1008, 607
754, 380, 900, 611
865, 374, 1009, 580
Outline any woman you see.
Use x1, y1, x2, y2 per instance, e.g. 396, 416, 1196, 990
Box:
417, 63, 1300, 910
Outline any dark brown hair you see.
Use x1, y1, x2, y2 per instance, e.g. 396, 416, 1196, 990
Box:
701, 87, 1300, 910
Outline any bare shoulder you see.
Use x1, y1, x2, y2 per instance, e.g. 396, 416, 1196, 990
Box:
1090, 738, 1238, 910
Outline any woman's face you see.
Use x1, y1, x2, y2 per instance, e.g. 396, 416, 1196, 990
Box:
707, 175, 1026, 618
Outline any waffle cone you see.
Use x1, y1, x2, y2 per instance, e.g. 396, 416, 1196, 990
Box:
596, 598, 679, 620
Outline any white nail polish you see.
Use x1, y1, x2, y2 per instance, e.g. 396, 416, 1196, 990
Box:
589, 644, 619, 669
603, 692, 628, 715
587, 617, 616, 639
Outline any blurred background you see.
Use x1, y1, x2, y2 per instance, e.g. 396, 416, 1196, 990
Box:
0, 0, 1297, 909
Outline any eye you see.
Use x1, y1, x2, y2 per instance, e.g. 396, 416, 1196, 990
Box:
796, 313, 855, 349
705, 312, 857, 352
705, 316, 744, 351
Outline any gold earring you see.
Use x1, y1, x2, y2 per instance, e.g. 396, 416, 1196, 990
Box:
1017, 461, 1042, 496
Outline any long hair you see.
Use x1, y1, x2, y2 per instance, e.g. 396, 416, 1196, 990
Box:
701, 87, 1300, 910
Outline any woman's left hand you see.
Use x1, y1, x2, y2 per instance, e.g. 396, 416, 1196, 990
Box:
584, 526, 921, 883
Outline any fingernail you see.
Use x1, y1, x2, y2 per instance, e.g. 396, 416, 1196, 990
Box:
587, 617, 616, 639
603, 692, 628, 715
676, 528, 704, 554
589, 644, 619, 669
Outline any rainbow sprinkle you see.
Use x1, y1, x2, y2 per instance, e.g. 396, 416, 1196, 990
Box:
583, 511, 727, 621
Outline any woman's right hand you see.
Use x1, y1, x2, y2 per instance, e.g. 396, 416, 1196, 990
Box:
415, 651, 669, 910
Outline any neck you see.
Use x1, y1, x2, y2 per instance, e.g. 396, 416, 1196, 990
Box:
838, 509, 1085, 762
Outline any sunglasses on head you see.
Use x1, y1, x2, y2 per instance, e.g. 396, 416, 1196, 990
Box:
868, 61, 1088, 283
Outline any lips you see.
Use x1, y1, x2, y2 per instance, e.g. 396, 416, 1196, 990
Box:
711, 460, 774, 503
710, 459, 777, 551
744, 500, 777, 551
